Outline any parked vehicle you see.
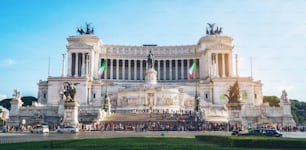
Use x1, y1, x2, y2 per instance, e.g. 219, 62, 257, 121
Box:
2, 125, 8, 133
57, 126, 79, 133
233, 128, 282, 137
30, 125, 49, 133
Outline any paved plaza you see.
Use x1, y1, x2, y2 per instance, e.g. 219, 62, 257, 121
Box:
0, 131, 228, 144
1, 131, 305, 144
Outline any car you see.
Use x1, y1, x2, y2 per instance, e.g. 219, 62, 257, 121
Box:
30, 125, 49, 133
235, 128, 282, 137
2, 125, 8, 133
57, 126, 79, 133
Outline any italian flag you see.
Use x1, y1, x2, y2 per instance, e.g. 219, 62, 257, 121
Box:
188, 60, 197, 79
98, 60, 107, 78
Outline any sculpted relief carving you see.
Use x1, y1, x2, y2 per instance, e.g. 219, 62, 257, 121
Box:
118, 96, 143, 107
184, 99, 194, 107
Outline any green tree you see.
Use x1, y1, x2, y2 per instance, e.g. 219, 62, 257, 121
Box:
0, 108, 3, 125
263, 96, 280, 107
290, 99, 306, 125
0, 96, 38, 110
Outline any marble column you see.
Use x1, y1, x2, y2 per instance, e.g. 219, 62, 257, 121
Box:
68, 53, 71, 77
157, 60, 160, 80
122, 59, 125, 80
128, 60, 131, 80
88, 54, 91, 78
222, 53, 226, 77
86, 54, 89, 77
208, 53, 212, 78
75, 53, 78, 77
134, 60, 137, 80
163, 60, 166, 80
170, 59, 172, 80
175, 59, 178, 80
216, 53, 219, 78
140, 60, 143, 80
116, 59, 119, 80
110, 59, 113, 79
187, 59, 190, 80
82, 53, 85, 77
181, 59, 184, 80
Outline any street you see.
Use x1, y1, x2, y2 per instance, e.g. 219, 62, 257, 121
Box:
0, 131, 305, 144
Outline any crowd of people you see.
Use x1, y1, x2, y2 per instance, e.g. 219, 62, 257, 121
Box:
1, 113, 304, 133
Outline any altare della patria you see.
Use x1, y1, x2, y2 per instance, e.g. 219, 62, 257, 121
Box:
7, 23, 295, 130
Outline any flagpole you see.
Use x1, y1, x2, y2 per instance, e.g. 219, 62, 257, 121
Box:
194, 48, 199, 114
106, 50, 108, 95
103, 48, 110, 113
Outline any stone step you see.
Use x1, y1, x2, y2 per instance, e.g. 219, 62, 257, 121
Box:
103, 113, 180, 122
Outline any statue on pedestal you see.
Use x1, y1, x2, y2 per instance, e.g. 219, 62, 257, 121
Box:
13, 89, 21, 100
63, 82, 78, 102
147, 50, 154, 69
225, 80, 242, 110
206, 23, 223, 35
225, 80, 241, 103
281, 89, 289, 103
77, 23, 94, 35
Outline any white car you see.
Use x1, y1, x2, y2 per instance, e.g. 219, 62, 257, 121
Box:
30, 125, 49, 133
57, 126, 79, 133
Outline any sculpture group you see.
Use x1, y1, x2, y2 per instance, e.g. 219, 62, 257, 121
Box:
206, 23, 222, 35
225, 80, 241, 103
63, 82, 78, 102
77, 23, 94, 35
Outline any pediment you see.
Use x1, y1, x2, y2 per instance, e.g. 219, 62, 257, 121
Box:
66, 43, 93, 49
206, 43, 233, 50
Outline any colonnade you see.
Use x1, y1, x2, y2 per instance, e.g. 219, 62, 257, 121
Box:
69, 52, 90, 77
67, 52, 231, 79
100, 58, 199, 81
211, 53, 231, 78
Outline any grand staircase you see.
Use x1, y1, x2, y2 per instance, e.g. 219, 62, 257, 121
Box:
102, 113, 179, 122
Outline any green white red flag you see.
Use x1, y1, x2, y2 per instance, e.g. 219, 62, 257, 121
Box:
99, 60, 107, 78
188, 60, 197, 79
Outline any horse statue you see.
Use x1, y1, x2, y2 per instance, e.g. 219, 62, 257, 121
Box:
77, 23, 94, 35
63, 82, 78, 102
77, 27, 85, 35
85, 23, 94, 34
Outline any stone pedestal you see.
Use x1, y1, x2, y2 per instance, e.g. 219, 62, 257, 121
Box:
103, 95, 111, 115
63, 101, 79, 126
7, 90, 23, 126
227, 103, 242, 126
145, 68, 157, 84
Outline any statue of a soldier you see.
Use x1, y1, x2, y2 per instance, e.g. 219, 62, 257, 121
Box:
147, 50, 154, 69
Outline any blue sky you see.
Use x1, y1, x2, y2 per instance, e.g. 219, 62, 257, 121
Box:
1, 0, 306, 101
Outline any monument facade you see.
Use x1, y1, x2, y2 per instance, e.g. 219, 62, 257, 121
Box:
8, 24, 295, 128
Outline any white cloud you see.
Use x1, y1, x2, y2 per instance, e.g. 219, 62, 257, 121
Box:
0, 58, 15, 67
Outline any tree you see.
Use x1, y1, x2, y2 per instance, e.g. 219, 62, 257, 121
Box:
0, 108, 3, 125
263, 96, 280, 107
0, 99, 11, 110
0, 96, 38, 110
290, 99, 306, 125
